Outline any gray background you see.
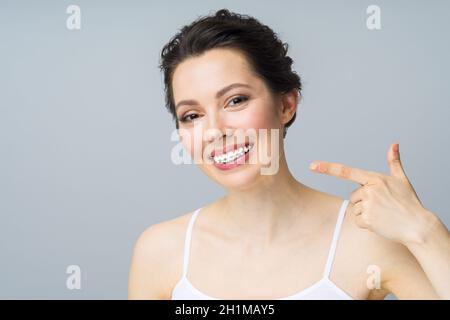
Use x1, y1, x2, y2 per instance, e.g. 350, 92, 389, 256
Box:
0, 0, 448, 299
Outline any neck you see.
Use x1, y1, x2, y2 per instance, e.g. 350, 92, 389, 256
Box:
220, 154, 309, 246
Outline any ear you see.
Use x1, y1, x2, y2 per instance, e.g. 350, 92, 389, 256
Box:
279, 89, 299, 125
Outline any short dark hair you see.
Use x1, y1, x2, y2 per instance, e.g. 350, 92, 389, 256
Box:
159, 8, 302, 138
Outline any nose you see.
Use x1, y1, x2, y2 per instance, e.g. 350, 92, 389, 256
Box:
204, 112, 232, 143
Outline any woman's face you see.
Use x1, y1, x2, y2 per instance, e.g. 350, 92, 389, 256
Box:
172, 47, 292, 190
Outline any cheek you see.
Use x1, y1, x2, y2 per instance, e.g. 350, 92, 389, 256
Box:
234, 102, 278, 131
179, 127, 201, 157
238, 102, 282, 157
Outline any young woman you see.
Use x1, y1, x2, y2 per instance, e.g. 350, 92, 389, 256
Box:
128, 9, 450, 300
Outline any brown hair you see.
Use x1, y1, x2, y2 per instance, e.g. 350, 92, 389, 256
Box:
159, 8, 302, 137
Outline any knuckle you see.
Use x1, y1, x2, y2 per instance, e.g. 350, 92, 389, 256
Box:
362, 214, 371, 226
366, 187, 374, 196
355, 216, 368, 229
339, 165, 351, 178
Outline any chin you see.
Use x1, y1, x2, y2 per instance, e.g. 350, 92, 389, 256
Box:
200, 161, 264, 190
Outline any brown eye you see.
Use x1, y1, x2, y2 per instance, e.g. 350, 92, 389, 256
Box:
227, 95, 249, 107
179, 113, 199, 123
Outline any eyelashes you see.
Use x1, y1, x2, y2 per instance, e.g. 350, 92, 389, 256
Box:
178, 95, 249, 123
179, 113, 199, 123
228, 95, 249, 107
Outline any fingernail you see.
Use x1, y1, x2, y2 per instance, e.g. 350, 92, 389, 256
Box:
309, 162, 320, 172
394, 143, 399, 153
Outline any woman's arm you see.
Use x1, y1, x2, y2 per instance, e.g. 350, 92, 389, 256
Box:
378, 238, 440, 299
310, 143, 450, 299
402, 210, 450, 299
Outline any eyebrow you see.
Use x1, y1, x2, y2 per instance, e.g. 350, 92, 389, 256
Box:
175, 83, 252, 111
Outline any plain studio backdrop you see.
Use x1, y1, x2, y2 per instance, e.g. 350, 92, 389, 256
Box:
0, 0, 449, 299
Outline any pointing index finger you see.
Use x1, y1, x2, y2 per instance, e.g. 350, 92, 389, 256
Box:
309, 161, 378, 185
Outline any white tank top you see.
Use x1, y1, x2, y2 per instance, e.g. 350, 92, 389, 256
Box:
171, 199, 352, 300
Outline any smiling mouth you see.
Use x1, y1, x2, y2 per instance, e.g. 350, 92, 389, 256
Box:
210, 143, 254, 164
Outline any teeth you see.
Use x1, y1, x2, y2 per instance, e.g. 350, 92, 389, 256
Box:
213, 144, 253, 164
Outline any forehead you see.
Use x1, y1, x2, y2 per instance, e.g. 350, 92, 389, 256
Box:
172, 48, 259, 102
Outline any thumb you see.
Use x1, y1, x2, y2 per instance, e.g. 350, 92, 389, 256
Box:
388, 143, 407, 180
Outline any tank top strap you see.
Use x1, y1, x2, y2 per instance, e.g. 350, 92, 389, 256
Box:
182, 208, 202, 277
323, 199, 350, 278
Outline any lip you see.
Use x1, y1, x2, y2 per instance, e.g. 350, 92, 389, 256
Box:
210, 142, 252, 158
211, 143, 254, 171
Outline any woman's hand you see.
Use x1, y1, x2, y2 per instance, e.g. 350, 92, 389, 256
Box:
309, 143, 438, 246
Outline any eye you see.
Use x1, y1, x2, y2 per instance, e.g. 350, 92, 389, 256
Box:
179, 113, 200, 123
227, 95, 249, 107
178, 95, 249, 123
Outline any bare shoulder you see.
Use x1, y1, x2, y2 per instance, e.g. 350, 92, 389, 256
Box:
127, 210, 196, 300
307, 189, 399, 299
135, 212, 193, 253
